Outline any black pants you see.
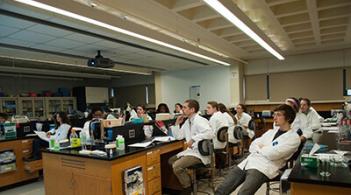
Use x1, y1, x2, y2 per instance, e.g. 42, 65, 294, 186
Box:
215, 166, 269, 195
32, 138, 49, 160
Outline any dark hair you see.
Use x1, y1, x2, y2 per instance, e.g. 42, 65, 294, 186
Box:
237, 103, 247, 112
184, 99, 200, 113
274, 104, 296, 124
218, 103, 236, 121
299, 97, 311, 107
156, 103, 170, 113
136, 104, 146, 111
286, 97, 300, 113
174, 103, 183, 113
207, 101, 218, 110
0, 112, 8, 120
88, 106, 103, 120
55, 112, 70, 128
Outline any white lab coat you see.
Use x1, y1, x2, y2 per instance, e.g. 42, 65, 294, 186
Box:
171, 113, 214, 165
82, 118, 101, 140
129, 115, 153, 138
295, 108, 322, 139
238, 127, 300, 179
50, 123, 71, 142
235, 112, 253, 138
210, 111, 229, 149
223, 112, 237, 144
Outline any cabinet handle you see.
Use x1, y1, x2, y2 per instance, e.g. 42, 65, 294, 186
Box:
22, 149, 30, 153
22, 140, 29, 144
147, 151, 153, 155
147, 166, 154, 171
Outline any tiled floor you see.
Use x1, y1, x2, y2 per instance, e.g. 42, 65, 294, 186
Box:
0, 176, 280, 195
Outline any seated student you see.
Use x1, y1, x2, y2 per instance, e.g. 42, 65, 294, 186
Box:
156, 103, 170, 113
47, 112, 71, 142
174, 103, 183, 114
218, 103, 236, 144
206, 101, 228, 150
168, 99, 214, 194
235, 104, 253, 137
129, 105, 153, 139
82, 107, 104, 141
215, 104, 301, 195
285, 97, 310, 141
299, 98, 321, 139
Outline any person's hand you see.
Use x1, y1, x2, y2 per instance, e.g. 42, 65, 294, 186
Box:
175, 115, 185, 125
187, 139, 194, 149
46, 132, 51, 138
300, 136, 306, 142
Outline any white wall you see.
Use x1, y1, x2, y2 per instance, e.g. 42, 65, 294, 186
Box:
158, 66, 234, 111
245, 48, 351, 75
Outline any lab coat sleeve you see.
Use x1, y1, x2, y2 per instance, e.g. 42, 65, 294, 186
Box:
192, 121, 214, 143
170, 124, 185, 140
249, 129, 272, 153
258, 134, 300, 161
53, 124, 71, 141
309, 111, 322, 131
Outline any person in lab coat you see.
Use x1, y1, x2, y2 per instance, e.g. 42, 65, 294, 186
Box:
82, 107, 104, 141
298, 98, 321, 140
168, 99, 214, 194
206, 101, 228, 150
235, 104, 252, 136
215, 104, 301, 195
47, 112, 71, 142
285, 97, 311, 141
129, 105, 153, 139
218, 103, 236, 144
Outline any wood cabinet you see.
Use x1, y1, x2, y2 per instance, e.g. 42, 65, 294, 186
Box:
43, 141, 185, 195
45, 97, 76, 117
18, 97, 45, 120
0, 138, 40, 188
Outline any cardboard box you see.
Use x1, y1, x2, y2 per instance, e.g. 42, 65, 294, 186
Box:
102, 119, 123, 128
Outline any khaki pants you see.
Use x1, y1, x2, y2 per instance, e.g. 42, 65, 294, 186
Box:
168, 155, 202, 188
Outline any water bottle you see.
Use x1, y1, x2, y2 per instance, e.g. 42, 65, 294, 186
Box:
80, 131, 87, 150
116, 135, 125, 151
70, 130, 80, 148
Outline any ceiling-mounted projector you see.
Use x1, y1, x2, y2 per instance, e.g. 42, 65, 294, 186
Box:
87, 50, 114, 68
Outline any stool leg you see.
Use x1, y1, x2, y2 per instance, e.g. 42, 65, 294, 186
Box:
192, 169, 197, 195
266, 182, 270, 195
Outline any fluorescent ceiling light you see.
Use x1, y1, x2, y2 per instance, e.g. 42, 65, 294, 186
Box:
203, 0, 285, 60
15, 0, 231, 66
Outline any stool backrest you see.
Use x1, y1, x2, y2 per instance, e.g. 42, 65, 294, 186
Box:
233, 126, 244, 140
198, 139, 214, 156
217, 126, 228, 142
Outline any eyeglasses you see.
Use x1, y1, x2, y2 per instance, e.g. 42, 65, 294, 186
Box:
273, 112, 284, 117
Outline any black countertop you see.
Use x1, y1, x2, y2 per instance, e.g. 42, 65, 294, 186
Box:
288, 141, 351, 188
42, 140, 182, 161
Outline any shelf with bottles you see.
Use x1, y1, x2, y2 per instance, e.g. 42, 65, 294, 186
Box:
0, 98, 18, 116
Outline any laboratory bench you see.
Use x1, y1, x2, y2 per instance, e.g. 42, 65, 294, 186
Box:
288, 141, 351, 195
0, 136, 42, 188
42, 140, 185, 195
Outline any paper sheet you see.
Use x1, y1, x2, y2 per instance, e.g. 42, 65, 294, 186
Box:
128, 141, 153, 148
153, 136, 175, 142
34, 131, 50, 142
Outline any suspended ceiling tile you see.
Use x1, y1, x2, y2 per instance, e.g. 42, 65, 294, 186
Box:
8, 30, 56, 44
291, 37, 315, 44
26, 24, 74, 38
283, 22, 312, 33
320, 32, 345, 40
63, 33, 102, 44
321, 38, 344, 44
318, 6, 351, 19
0, 37, 33, 47
0, 25, 21, 38
320, 26, 347, 35
317, 0, 351, 9
0, 15, 36, 29
270, 0, 307, 16
319, 17, 349, 27
278, 13, 310, 26
288, 30, 314, 39
45, 38, 86, 49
